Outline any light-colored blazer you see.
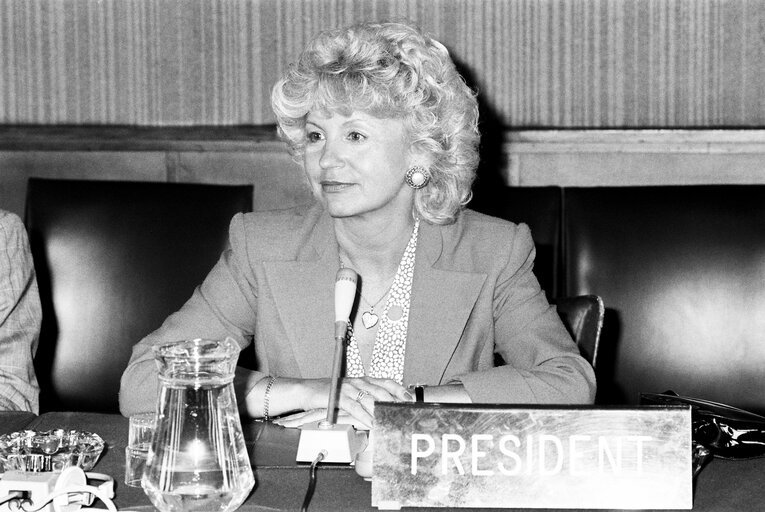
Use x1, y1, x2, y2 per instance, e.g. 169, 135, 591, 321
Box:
119, 202, 595, 416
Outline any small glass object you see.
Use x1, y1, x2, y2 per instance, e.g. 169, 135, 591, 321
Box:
0, 429, 104, 472
124, 413, 156, 487
141, 338, 254, 512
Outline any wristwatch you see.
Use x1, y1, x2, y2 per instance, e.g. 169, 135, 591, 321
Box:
409, 384, 426, 402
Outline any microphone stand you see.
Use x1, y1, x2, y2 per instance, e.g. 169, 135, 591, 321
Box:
295, 268, 368, 463
295, 327, 368, 463
319, 325, 347, 428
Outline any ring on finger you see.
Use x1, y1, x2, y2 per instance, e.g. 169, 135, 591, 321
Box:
355, 390, 370, 402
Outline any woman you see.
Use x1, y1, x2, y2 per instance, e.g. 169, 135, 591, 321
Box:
119, 21, 595, 427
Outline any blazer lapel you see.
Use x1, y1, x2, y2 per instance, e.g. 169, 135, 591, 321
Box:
264, 211, 340, 378
404, 221, 487, 385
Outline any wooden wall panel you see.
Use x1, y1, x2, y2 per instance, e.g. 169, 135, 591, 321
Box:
0, 0, 763, 127
0, 151, 166, 216
505, 130, 765, 186
174, 150, 313, 210
0, 149, 314, 220
1, 127, 763, 220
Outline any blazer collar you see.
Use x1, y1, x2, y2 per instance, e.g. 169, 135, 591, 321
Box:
403, 219, 487, 385
263, 206, 339, 378
264, 209, 486, 382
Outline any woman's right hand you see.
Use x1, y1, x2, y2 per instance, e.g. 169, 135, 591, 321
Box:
271, 376, 413, 428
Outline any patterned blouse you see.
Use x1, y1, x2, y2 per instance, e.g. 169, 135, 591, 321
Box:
345, 219, 419, 384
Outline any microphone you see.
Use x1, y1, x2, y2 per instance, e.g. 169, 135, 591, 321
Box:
295, 267, 368, 464
333, 268, 358, 342
322, 268, 358, 428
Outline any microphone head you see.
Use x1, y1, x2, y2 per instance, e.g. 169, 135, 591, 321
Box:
335, 268, 358, 322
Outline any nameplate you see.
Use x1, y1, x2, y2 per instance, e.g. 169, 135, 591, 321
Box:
371, 403, 692, 510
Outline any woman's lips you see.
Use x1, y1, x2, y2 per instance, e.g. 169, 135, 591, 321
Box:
321, 181, 353, 193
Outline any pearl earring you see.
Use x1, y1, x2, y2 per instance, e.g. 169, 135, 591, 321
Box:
405, 166, 431, 189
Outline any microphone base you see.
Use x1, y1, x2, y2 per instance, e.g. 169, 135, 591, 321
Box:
296, 422, 368, 463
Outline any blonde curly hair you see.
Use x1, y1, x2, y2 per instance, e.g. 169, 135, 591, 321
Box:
271, 20, 480, 225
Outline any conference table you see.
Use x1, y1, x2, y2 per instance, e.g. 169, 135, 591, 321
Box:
1, 411, 763, 511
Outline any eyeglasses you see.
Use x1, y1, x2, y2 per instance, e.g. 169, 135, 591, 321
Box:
641, 391, 765, 460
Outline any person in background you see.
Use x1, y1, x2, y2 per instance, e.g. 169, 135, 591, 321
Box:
0, 209, 41, 413
120, 20, 595, 426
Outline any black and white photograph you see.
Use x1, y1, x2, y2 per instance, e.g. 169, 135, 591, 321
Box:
0, 1, 764, 511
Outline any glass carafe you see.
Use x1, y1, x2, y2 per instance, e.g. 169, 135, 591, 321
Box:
142, 338, 254, 512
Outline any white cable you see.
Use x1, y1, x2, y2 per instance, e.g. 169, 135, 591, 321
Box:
56, 486, 117, 512
0, 491, 24, 506
83, 474, 114, 500
1, 467, 118, 512
18, 486, 118, 512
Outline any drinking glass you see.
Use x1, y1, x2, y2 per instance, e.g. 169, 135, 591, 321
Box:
125, 413, 156, 487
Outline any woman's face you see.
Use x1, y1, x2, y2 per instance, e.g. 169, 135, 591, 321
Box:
303, 110, 415, 220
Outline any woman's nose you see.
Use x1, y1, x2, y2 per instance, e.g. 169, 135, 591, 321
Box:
318, 140, 343, 169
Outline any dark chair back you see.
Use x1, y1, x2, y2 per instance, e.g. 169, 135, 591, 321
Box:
554, 295, 604, 368
25, 178, 253, 412
564, 185, 765, 412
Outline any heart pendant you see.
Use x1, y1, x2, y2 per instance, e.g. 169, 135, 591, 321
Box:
361, 311, 379, 329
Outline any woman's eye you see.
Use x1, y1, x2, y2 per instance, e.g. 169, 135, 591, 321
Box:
306, 131, 323, 143
347, 131, 366, 142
